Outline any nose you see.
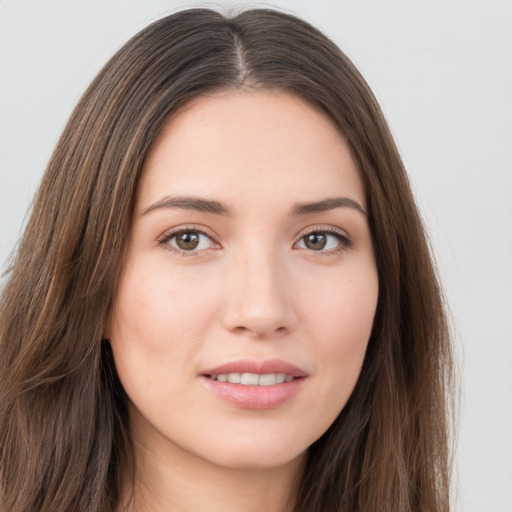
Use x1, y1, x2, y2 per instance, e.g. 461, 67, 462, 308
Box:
220, 245, 297, 339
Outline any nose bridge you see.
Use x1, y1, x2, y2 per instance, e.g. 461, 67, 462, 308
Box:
222, 238, 294, 337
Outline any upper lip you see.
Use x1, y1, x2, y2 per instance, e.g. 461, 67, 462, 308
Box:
201, 359, 308, 377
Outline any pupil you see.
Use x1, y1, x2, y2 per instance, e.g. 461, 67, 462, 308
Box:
177, 232, 199, 250
306, 233, 326, 250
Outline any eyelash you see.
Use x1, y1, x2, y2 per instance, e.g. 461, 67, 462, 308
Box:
158, 225, 352, 257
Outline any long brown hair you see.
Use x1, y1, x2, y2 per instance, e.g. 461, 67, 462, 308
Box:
0, 8, 453, 511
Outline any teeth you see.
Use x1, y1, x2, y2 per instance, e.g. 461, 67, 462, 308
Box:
258, 373, 277, 386
211, 372, 294, 386
227, 373, 241, 384
241, 372, 259, 385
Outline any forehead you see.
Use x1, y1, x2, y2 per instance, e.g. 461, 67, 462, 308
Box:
137, 89, 364, 212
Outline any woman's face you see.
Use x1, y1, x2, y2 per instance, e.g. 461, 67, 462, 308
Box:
108, 90, 378, 471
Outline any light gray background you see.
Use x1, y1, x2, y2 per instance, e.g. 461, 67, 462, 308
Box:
1, 1, 511, 510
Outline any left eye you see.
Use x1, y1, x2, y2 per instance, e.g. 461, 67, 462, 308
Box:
296, 231, 346, 251
164, 230, 214, 252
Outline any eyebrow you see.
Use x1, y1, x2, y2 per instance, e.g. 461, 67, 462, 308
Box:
142, 195, 367, 217
289, 197, 367, 216
142, 195, 233, 216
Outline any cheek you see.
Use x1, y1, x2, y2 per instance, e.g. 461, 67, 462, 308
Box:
107, 266, 219, 395
111, 263, 218, 342
303, 263, 378, 345
300, 265, 378, 399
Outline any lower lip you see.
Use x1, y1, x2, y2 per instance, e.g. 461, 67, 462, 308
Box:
201, 376, 306, 410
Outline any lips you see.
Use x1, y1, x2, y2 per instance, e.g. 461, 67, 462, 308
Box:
201, 359, 307, 378
200, 359, 307, 410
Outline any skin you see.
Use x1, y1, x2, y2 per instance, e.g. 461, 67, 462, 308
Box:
108, 89, 379, 512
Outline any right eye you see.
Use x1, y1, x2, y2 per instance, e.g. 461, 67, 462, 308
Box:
159, 228, 218, 255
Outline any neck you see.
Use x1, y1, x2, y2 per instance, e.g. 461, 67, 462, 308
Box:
116, 430, 305, 512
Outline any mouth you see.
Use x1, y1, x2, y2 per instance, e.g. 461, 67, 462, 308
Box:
200, 359, 307, 410
201, 359, 307, 383
207, 372, 296, 386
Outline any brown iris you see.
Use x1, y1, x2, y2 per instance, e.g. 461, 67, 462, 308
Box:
176, 231, 200, 250
304, 233, 327, 250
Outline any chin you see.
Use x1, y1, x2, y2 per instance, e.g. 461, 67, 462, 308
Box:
205, 445, 306, 472
183, 426, 312, 472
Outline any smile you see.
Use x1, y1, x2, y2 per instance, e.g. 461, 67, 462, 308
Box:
200, 359, 307, 409
208, 372, 295, 385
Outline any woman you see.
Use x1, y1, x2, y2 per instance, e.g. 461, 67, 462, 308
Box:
0, 8, 453, 512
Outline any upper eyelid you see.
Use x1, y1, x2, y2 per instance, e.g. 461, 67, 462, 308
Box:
158, 225, 217, 243
296, 224, 349, 237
